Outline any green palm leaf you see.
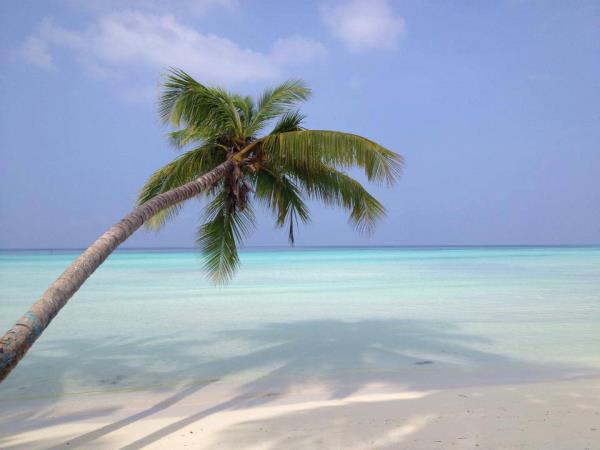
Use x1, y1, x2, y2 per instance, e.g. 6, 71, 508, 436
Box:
254, 167, 310, 244
160, 68, 243, 138
248, 80, 311, 135
287, 164, 385, 233
197, 193, 255, 284
269, 110, 306, 135
138, 143, 225, 229
231, 95, 256, 132
263, 130, 403, 185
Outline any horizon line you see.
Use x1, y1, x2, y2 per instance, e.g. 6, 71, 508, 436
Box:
1, 244, 599, 252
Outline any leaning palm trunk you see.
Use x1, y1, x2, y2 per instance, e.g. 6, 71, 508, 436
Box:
0, 160, 233, 382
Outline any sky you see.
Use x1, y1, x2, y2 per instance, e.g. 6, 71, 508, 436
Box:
0, 0, 599, 249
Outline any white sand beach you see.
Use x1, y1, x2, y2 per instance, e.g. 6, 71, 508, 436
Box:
2, 376, 599, 449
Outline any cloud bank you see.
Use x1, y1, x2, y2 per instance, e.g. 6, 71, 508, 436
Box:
19, 11, 325, 86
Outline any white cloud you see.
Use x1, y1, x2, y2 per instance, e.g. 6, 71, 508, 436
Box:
321, 0, 405, 52
18, 11, 324, 87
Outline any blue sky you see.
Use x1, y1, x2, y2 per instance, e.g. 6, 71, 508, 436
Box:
0, 0, 599, 249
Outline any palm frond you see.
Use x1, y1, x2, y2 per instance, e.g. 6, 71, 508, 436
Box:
254, 167, 310, 244
197, 193, 255, 284
263, 130, 403, 185
160, 68, 243, 138
138, 143, 225, 229
167, 127, 203, 149
269, 111, 306, 135
248, 80, 311, 135
286, 164, 385, 233
232, 95, 256, 132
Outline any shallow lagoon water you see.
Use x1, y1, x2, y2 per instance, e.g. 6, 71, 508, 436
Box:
1, 247, 599, 399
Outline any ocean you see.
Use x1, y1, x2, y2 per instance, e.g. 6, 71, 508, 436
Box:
1, 247, 599, 400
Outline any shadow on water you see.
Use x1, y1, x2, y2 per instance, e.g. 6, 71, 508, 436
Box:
1, 319, 597, 449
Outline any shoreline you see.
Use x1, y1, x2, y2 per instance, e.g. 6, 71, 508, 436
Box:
2, 376, 599, 449
2, 244, 600, 254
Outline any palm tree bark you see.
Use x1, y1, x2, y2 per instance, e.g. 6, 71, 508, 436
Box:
0, 160, 234, 382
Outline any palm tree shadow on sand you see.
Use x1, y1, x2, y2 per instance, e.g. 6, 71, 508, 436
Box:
1, 319, 597, 449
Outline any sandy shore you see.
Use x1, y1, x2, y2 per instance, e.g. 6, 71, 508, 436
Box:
1, 377, 599, 449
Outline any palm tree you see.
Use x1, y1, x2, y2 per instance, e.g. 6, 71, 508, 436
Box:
0, 69, 403, 382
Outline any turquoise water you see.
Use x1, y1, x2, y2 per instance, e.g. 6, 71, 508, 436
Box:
1, 247, 599, 400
